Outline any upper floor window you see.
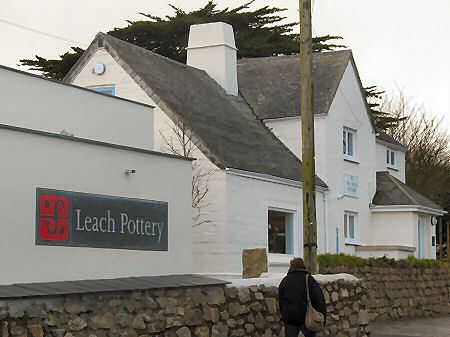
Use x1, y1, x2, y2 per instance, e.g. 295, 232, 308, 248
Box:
343, 127, 356, 161
268, 209, 295, 255
89, 85, 116, 96
386, 148, 396, 168
344, 211, 357, 245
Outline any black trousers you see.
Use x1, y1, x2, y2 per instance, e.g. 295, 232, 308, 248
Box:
284, 323, 316, 337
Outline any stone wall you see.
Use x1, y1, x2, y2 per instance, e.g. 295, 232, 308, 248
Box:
0, 277, 369, 337
321, 265, 450, 321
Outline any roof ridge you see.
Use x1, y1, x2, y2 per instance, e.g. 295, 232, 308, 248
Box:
237, 49, 352, 64
384, 172, 420, 205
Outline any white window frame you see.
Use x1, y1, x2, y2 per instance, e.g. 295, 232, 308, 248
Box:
343, 127, 357, 161
88, 84, 116, 96
386, 148, 396, 169
344, 211, 358, 245
267, 207, 297, 256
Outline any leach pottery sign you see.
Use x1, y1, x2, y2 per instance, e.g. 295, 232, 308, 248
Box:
36, 188, 168, 251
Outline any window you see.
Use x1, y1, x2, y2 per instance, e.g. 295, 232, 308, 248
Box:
343, 127, 356, 160
89, 85, 116, 96
268, 209, 294, 255
386, 148, 396, 168
344, 211, 357, 244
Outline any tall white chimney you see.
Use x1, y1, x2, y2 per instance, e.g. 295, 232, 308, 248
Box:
187, 22, 238, 96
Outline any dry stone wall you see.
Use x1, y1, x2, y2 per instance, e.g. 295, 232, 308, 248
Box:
321, 265, 450, 321
0, 277, 369, 337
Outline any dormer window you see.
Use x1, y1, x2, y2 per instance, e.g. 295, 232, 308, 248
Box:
386, 148, 396, 168
343, 127, 356, 161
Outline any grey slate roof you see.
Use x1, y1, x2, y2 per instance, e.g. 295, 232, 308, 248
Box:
375, 128, 405, 150
372, 171, 442, 210
67, 33, 327, 187
0, 274, 228, 299
237, 50, 352, 119
237, 51, 404, 149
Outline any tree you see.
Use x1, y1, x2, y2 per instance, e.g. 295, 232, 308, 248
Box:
159, 121, 213, 228
364, 85, 406, 131
20, 1, 345, 80
21, 47, 84, 81
382, 89, 450, 216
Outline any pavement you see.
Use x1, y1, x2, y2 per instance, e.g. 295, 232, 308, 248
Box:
371, 316, 450, 337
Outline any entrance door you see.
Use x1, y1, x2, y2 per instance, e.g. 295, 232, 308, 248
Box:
418, 217, 425, 258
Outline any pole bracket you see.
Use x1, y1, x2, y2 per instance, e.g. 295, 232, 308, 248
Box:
303, 242, 318, 248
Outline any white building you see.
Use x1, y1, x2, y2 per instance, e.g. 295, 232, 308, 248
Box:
65, 22, 444, 273
0, 65, 193, 284
237, 48, 445, 259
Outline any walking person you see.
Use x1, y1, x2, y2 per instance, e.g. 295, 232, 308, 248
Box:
278, 258, 327, 337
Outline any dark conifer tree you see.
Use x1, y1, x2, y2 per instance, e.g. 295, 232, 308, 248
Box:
20, 1, 345, 80
364, 85, 406, 131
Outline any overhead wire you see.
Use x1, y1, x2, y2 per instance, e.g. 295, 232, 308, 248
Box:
0, 18, 87, 47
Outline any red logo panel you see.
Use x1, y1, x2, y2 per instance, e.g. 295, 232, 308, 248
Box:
39, 194, 69, 241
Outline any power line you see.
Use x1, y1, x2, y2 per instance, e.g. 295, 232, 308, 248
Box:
0, 18, 87, 46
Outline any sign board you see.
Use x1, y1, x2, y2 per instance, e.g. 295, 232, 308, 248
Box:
344, 174, 359, 198
36, 188, 168, 251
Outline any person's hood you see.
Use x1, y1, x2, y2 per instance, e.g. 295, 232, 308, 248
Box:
287, 268, 310, 274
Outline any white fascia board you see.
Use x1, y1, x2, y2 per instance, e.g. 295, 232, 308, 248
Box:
370, 204, 447, 216
262, 113, 328, 123
225, 168, 329, 193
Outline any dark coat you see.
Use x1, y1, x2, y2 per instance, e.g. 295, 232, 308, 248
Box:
278, 269, 327, 326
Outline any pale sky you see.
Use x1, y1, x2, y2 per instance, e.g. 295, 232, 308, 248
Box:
1, 0, 449, 129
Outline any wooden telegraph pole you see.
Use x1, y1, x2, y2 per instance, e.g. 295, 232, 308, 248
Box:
300, 0, 318, 273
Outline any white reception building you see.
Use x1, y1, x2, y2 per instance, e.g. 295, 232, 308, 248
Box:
0, 65, 193, 284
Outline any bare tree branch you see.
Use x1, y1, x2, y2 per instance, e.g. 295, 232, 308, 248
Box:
159, 121, 214, 227
381, 89, 450, 217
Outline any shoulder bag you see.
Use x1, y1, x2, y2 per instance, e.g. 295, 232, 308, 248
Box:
305, 274, 325, 332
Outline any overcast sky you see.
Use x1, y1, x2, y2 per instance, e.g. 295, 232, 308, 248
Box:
1, 0, 449, 128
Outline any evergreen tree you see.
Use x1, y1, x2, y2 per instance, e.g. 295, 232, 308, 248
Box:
364, 85, 406, 131
20, 1, 344, 80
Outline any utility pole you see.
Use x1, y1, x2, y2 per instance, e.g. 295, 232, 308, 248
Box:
300, 0, 318, 273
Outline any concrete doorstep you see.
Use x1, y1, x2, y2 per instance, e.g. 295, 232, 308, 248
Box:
370, 316, 450, 337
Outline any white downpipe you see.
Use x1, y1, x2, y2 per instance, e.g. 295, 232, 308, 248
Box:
323, 191, 329, 253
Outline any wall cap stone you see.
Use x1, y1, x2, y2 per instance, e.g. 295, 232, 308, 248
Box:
215, 273, 360, 288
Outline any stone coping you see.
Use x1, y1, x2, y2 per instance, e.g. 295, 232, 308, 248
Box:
356, 245, 416, 252
205, 273, 359, 288
0, 274, 228, 299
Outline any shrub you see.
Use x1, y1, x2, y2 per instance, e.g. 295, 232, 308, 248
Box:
318, 253, 449, 271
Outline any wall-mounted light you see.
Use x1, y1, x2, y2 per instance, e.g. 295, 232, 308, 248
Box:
431, 216, 438, 226
125, 169, 136, 175
93, 62, 106, 75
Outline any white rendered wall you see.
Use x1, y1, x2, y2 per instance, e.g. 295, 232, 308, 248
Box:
0, 66, 153, 150
0, 127, 192, 285
320, 62, 378, 255
371, 211, 435, 259
375, 142, 406, 182
356, 249, 413, 260
225, 172, 326, 274
266, 62, 378, 256
71, 48, 229, 274
264, 116, 327, 179
371, 211, 416, 246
